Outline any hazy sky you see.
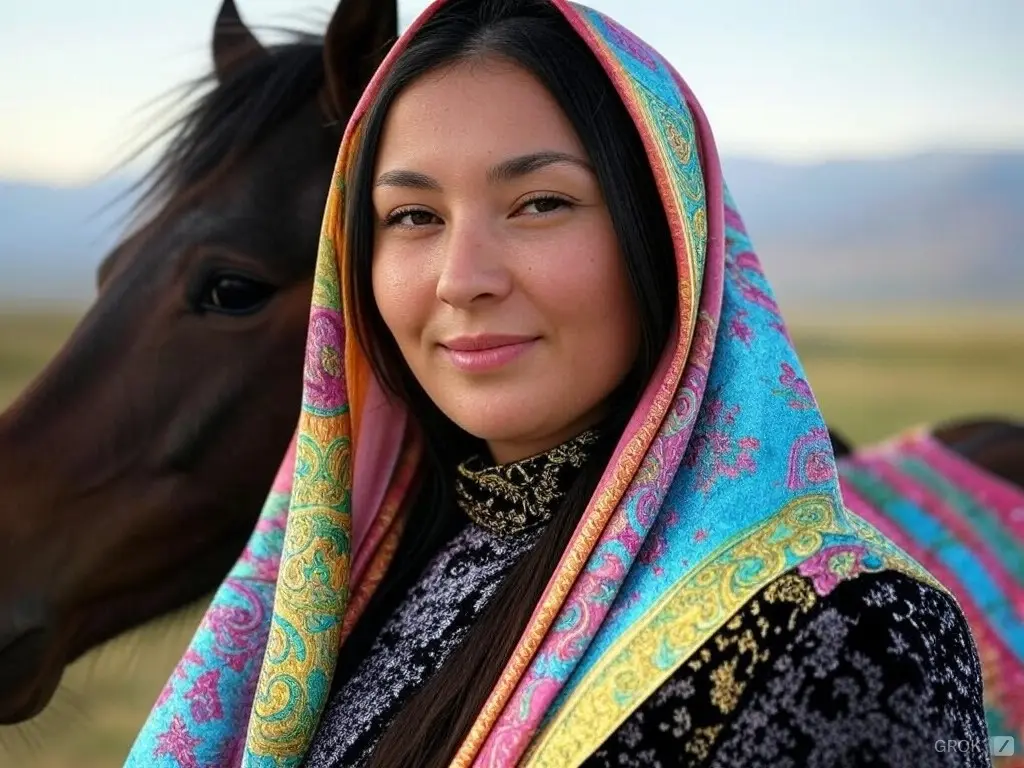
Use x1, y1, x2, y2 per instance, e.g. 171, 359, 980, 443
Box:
2, 0, 1022, 184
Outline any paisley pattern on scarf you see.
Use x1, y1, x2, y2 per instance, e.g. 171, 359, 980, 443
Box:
303, 309, 347, 418
124, 2, 960, 766
837, 427, 1024, 761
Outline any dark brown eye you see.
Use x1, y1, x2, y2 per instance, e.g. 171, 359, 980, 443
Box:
531, 197, 564, 213
520, 196, 571, 215
197, 272, 276, 315
408, 210, 436, 226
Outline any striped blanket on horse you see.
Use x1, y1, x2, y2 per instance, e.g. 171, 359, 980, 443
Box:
838, 427, 1024, 763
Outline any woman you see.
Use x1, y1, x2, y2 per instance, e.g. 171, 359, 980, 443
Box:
126, 1, 991, 766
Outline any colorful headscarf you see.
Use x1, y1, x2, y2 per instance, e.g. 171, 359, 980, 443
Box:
125, 2, 946, 766
837, 427, 1024, 761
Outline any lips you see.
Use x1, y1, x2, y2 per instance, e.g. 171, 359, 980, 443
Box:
439, 334, 540, 373
441, 334, 538, 351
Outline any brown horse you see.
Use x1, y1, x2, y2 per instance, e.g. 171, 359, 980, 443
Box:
0, 0, 1021, 732
0, 0, 397, 724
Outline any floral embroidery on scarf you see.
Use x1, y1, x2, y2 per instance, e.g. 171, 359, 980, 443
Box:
797, 544, 879, 596
303, 307, 347, 417
184, 669, 224, 724
206, 581, 269, 673
726, 249, 783, 322
683, 395, 761, 493
154, 715, 201, 768
722, 202, 794, 341
774, 362, 816, 410
727, 307, 754, 346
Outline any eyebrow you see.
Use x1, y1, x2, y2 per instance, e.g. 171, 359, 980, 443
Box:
373, 150, 593, 191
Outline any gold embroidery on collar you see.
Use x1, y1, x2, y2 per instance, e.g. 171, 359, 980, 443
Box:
454, 430, 601, 536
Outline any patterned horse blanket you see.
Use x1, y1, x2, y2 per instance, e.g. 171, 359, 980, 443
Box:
839, 427, 1024, 764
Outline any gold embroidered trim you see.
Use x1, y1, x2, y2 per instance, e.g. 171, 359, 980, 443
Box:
454, 429, 601, 537
520, 496, 944, 767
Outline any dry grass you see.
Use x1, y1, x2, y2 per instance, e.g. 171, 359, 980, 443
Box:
0, 304, 1021, 766
0, 309, 83, 407
787, 308, 1024, 444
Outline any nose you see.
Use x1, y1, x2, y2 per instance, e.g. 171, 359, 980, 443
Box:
435, 219, 512, 307
0, 602, 59, 724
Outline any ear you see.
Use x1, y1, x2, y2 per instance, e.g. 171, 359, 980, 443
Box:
212, 0, 266, 81
322, 0, 400, 116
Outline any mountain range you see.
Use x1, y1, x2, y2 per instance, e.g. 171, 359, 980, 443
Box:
1, 151, 1021, 306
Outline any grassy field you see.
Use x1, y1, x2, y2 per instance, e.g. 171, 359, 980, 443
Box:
0, 305, 1021, 766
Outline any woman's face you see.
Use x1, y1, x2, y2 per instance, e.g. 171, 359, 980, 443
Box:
371, 57, 640, 464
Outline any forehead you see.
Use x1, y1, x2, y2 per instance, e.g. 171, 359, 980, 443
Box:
376, 57, 585, 165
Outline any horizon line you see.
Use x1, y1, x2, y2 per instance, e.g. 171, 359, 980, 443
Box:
4, 145, 1024, 189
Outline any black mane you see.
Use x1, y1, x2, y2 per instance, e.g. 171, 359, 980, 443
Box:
127, 29, 332, 216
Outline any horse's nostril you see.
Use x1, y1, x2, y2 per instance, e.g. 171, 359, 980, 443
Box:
0, 622, 57, 725
0, 597, 50, 651
0, 599, 55, 704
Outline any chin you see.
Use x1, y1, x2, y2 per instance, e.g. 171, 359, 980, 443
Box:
441, 393, 600, 464
453, 413, 539, 447
441, 394, 548, 445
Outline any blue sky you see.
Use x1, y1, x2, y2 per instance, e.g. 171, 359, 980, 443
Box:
2, 0, 1022, 184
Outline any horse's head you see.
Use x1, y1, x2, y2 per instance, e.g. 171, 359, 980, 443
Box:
0, 0, 396, 724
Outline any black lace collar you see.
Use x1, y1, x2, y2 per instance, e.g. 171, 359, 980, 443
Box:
454, 429, 601, 537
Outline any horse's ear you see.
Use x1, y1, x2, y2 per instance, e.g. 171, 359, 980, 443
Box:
323, 0, 400, 115
212, 0, 266, 81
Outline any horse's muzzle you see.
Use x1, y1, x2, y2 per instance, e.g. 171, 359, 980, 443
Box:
0, 610, 60, 724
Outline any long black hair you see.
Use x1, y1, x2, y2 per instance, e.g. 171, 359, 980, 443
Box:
338, 1, 680, 764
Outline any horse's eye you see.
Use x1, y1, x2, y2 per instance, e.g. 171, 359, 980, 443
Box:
198, 272, 276, 315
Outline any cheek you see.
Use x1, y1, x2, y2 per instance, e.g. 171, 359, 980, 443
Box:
371, 250, 431, 344
580, 270, 640, 375
528, 230, 640, 365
